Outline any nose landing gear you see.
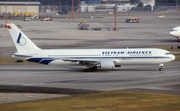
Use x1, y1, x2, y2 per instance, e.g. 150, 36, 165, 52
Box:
159, 64, 164, 71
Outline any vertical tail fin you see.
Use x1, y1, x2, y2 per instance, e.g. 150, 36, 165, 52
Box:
6, 23, 41, 52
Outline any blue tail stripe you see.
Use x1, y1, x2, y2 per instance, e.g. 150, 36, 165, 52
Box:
17, 33, 21, 43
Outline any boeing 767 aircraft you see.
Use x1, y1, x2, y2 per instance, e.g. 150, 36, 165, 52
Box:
6, 23, 175, 72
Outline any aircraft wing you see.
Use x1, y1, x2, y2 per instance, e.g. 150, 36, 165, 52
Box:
62, 58, 100, 65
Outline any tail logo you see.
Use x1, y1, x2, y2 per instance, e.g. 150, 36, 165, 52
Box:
17, 33, 26, 46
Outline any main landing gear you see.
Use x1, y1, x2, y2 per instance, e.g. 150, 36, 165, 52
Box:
84, 66, 98, 72
159, 64, 164, 71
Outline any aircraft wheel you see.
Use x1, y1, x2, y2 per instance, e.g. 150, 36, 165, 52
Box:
88, 68, 93, 72
159, 68, 163, 71
84, 66, 98, 72
92, 66, 97, 71
84, 68, 93, 72
84, 69, 89, 72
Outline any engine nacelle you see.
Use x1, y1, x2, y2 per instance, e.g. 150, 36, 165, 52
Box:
100, 60, 115, 70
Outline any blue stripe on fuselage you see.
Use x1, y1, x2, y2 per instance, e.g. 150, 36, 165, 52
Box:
27, 58, 42, 63
40, 59, 54, 65
27, 58, 54, 65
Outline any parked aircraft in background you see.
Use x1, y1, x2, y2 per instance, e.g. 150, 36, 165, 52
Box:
6, 23, 175, 72
170, 26, 180, 42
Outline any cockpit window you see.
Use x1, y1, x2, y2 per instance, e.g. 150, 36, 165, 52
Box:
165, 53, 172, 55
171, 29, 177, 31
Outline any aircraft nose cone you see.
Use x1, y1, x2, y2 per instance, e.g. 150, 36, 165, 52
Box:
170, 31, 174, 36
170, 31, 178, 37
171, 55, 175, 61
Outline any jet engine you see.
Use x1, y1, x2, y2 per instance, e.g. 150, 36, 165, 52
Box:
100, 60, 115, 70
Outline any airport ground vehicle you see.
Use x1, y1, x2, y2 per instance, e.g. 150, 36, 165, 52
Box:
40, 18, 53, 21
125, 18, 140, 23
23, 17, 31, 22
157, 15, 165, 19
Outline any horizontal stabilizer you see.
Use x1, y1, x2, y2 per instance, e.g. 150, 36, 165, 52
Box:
12, 53, 32, 57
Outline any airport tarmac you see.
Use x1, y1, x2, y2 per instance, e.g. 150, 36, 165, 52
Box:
0, 62, 180, 92
0, 12, 180, 103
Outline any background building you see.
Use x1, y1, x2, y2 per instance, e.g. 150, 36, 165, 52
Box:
86, 0, 130, 4
0, 1, 40, 14
140, 0, 155, 7
140, 0, 155, 11
86, 0, 101, 4
81, 0, 135, 13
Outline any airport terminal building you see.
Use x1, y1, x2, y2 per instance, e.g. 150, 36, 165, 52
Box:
0, 1, 40, 14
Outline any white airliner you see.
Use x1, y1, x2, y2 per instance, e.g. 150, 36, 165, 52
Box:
170, 26, 180, 42
7, 23, 175, 72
